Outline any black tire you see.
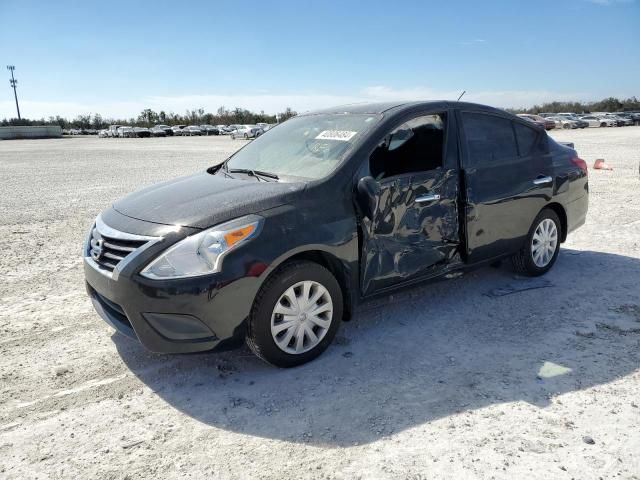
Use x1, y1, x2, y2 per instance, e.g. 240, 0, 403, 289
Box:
511, 209, 562, 276
246, 261, 343, 368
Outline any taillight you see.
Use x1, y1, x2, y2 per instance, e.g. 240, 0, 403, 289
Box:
571, 156, 588, 174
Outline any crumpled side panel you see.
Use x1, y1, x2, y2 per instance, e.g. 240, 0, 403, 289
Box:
361, 169, 459, 295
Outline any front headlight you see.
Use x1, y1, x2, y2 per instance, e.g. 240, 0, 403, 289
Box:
140, 215, 263, 280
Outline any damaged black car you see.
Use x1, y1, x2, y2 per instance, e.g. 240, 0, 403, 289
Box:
84, 101, 589, 367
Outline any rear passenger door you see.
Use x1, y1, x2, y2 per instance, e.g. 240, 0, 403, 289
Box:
459, 111, 552, 263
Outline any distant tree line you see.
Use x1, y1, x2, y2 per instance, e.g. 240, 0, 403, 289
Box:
3, 96, 639, 128
0, 106, 298, 129
509, 96, 640, 115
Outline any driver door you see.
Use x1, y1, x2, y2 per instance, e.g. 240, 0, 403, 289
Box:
358, 112, 460, 296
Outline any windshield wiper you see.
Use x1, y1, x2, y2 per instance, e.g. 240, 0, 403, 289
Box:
228, 168, 279, 182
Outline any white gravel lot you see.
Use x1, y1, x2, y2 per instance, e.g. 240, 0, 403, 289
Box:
0, 128, 639, 480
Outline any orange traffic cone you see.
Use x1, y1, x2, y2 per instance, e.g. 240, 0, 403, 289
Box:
593, 159, 613, 170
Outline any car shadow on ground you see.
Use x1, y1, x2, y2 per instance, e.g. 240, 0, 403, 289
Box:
113, 249, 640, 447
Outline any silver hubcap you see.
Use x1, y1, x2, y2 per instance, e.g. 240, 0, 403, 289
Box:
531, 218, 558, 267
270, 281, 333, 355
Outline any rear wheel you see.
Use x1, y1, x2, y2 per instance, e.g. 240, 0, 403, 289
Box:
512, 209, 561, 276
247, 261, 342, 367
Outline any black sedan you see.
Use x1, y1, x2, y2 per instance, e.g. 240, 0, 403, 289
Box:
84, 101, 588, 367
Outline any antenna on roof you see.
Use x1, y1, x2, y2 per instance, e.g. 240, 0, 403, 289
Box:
457, 90, 466, 102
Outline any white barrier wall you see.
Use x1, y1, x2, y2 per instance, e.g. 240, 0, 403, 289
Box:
0, 126, 63, 139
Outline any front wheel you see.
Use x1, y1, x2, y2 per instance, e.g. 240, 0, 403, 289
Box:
246, 261, 343, 367
512, 209, 561, 276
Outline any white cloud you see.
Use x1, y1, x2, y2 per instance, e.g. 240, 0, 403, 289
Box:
458, 38, 487, 46
0, 85, 612, 120
585, 0, 633, 5
360, 85, 596, 110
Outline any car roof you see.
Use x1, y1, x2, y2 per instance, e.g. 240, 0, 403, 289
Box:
303, 100, 509, 116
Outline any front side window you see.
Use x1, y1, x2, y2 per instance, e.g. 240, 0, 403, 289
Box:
369, 113, 445, 180
462, 112, 518, 168
224, 114, 381, 181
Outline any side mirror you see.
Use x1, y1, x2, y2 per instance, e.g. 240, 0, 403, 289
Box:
357, 176, 380, 220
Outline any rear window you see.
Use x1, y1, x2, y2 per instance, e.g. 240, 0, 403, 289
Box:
462, 112, 518, 167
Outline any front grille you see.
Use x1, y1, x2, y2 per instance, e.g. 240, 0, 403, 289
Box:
89, 226, 148, 272
87, 217, 158, 275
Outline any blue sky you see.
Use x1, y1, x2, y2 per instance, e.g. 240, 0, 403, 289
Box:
0, 0, 638, 119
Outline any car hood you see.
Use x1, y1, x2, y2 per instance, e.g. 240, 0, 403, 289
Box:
113, 171, 306, 229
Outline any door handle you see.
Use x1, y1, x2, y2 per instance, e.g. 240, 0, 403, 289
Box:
415, 193, 441, 203
533, 175, 553, 185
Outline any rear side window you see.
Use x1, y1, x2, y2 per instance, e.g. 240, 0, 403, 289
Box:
514, 122, 542, 156
462, 112, 517, 167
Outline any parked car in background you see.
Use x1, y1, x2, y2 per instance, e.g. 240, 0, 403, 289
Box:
624, 112, 640, 125
517, 114, 555, 130
83, 101, 588, 367
227, 124, 243, 134
180, 126, 201, 136
216, 125, 228, 134
612, 113, 637, 126
133, 127, 151, 138
231, 125, 263, 139
171, 125, 187, 136
592, 113, 626, 127
545, 116, 579, 129
150, 126, 168, 137
200, 125, 219, 136
153, 124, 174, 136
556, 114, 588, 129
117, 127, 136, 138
603, 114, 632, 127
107, 125, 123, 138
98, 129, 109, 138
579, 115, 616, 128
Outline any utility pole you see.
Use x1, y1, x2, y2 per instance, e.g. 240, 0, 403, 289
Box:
6, 65, 21, 120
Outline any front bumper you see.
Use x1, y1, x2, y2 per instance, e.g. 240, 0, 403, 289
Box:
84, 255, 260, 353
82, 210, 266, 353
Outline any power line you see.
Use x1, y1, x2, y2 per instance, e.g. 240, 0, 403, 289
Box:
6, 65, 21, 120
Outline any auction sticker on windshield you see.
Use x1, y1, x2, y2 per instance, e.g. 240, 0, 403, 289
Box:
315, 130, 358, 141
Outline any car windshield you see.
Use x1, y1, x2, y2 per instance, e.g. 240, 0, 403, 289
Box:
224, 113, 381, 181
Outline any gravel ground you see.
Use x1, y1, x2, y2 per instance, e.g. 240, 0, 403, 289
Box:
1, 129, 639, 480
